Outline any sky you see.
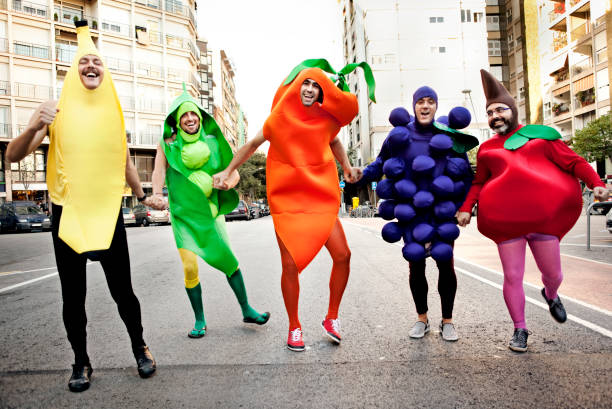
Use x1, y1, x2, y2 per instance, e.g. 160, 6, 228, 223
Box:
198, 0, 345, 146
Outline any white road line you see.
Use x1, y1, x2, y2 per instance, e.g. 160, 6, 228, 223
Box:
561, 243, 612, 248
559, 253, 612, 267
454, 257, 612, 317
455, 266, 612, 339
0, 272, 58, 294
0, 266, 58, 276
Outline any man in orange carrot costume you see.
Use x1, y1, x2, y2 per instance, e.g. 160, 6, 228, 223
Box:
214, 59, 375, 351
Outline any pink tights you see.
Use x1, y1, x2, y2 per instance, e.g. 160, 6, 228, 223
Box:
497, 233, 563, 329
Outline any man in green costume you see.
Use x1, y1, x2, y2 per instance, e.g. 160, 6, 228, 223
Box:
150, 85, 269, 337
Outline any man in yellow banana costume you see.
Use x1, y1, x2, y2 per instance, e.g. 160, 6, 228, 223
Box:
6, 21, 156, 392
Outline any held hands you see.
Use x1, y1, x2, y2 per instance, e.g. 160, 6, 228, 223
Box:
593, 186, 610, 202
146, 195, 168, 210
344, 167, 363, 183
456, 211, 472, 227
213, 169, 240, 190
31, 100, 59, 132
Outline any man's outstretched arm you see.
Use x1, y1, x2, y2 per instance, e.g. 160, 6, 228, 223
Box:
213, 129, 266, 190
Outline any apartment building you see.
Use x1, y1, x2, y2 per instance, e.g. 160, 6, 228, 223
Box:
211, 49, 239, 151
339, 0, 491, 169
196, 37, 212, 114
0, 0, 200, 205
538, 0, 611, 174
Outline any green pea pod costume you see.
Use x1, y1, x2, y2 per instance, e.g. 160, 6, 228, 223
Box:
162, 85, 239, 276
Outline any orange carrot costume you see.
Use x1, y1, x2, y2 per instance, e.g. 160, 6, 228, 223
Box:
263, 60, 374, 272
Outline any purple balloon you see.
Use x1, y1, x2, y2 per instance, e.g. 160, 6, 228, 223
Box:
394, 179, 417, 199
378, 199, 396, 220
437, 222, 460, 242
382, 222, 403, 243
445, 157, 470, 180
387, 126, 410, 151
411, 155, 435, 174
436, 115, 449, 125
429, 134, 453, 154
403, 242, 426, 262
434, 201, 456, 219
389, 107, 412, 127
431, 175, 455, 197
413, 190, 435, 208
448, 106, 471, 129
412, 223, 435, 243
394, 203, 416, 222
376, 178, 396, 199
383, 157, 406, 179
431, 242, 454, 261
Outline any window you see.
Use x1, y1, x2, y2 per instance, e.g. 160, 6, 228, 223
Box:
430, 46, 446, 54
384, 53, 396, 64
486, 15, 500, 31
473, 12, 483, 23
429, 16, 444, 23
461, 9, 471, 22
488, 40, 501, 56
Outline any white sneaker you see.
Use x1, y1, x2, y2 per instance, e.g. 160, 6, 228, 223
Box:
439, 321, 458, 342
408, 320, 430, 339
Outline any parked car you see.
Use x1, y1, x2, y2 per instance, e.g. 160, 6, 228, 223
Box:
0, 201, 51, 232
132, 204, 170, 226
122, 207, 137, 226
225, 200, 251, 221
258, 203, 270, 217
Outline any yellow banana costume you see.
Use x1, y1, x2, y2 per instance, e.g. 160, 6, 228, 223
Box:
47, 23, 126, 253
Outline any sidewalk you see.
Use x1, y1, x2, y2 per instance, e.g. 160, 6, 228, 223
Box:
343, 214, 612, 312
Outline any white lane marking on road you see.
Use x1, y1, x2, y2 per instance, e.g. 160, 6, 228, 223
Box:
561, 243, 612, 248
0, 266, 58, 276
346, 223, 612, 318
454, 257, 612, 317
0, 272, 58, 294
455, 266, 612, 339
559, 252, 612, 267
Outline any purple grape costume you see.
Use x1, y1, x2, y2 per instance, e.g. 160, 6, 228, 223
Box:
362, 86, 479, 263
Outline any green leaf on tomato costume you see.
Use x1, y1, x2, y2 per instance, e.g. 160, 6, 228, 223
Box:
504, 124, 562, 150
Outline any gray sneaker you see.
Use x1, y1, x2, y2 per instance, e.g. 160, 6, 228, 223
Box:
439, 321, 459, 342
408, 320, 430, 338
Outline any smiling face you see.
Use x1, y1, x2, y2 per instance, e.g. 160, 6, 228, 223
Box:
300, 78, 321, 107
78, 54, 105, 90
179, 111, 201, 134
414, 97, 437, 126
487, 102, 513, 135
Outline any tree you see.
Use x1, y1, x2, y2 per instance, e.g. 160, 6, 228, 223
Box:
236, 151, 266, 201
17, 155, 36, 200
571, 114, 612, 164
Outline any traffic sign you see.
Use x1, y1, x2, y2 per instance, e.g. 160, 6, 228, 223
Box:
339, 181, 346, 188
372, 181, 377, 190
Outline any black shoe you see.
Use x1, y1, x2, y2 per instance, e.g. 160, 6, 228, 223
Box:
134, 346, 156, 378
508, 328, 529, 352
541, 288, 567, 323
68, 364, 92, 392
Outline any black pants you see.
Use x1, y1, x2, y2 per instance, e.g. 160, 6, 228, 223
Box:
51, 204, 145, 365
408, 257, 457, 319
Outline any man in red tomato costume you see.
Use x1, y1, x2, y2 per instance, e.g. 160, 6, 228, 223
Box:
457, 70, 609, 352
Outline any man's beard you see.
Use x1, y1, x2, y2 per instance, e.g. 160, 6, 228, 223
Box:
489, 118, 510, 135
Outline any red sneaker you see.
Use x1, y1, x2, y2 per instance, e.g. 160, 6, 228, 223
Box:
322, 318, 341, 344
287, 327, 305, 352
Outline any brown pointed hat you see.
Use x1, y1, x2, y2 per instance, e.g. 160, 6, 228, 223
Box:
480, 69, 519, 131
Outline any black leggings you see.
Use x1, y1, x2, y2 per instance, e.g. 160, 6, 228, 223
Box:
408, 257, 457, 319
51, 204, 145, 365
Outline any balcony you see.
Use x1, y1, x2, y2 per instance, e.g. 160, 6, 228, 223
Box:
138, 99, 165, 113
54, 7, 98, 29
552, 32, 567, 52
164, 0, 196, 28
135, 0, 161, 10
570, 0, 582, 7
145, 29, 163, 45
570, 21, 591, 42
574, 87, 595, 110
13, 41, 50, 59
0, 37, 7, 52
119, 95, 135, 110
55, 44, 76, 64
104, 55, 133, 73
13, 82, 53, 99
135, 62, 163, 78
0, 123, 11, 139
137, 131, 159, 145
571, 57, 593, 76
0, 80, 10, 96
101, 20, 131, 37
552, 102, 570, 117
11, 0, 48, 18
548, 9, 565, 24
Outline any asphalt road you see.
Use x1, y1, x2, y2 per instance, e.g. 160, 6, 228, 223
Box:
0, 216, 610, 408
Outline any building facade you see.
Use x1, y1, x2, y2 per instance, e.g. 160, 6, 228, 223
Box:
212, 49, 239, 151
0, 0, 200, 205
196, 37, 213, 114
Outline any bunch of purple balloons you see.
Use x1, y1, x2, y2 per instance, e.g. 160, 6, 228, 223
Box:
377, 106, 473, 262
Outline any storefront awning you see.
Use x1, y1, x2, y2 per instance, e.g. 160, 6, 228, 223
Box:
553, 84, 570, 96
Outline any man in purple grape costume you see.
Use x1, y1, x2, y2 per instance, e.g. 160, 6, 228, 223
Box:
357, 86, 478, 341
